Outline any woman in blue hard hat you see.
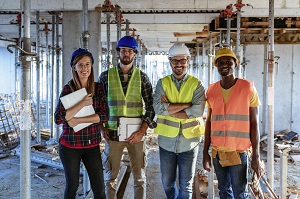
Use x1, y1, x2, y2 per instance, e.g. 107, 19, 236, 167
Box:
54, 48, 108, 199
98, 36, 156, 199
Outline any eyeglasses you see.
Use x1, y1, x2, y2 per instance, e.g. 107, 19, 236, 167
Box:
120, 48, 135, 55
170, 58, 188, 65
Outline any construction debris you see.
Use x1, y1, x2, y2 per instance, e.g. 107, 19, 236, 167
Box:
261, 129, 300, 161
34, 174, 48, 184
0, 94, 20, 149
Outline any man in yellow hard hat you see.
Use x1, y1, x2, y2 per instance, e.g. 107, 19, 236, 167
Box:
153, 43, 206, 199
203, 47, 264, 198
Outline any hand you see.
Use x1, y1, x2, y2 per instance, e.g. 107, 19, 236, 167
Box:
202, 153, 212, 172
161, 95, 169, 103
125, 131, 144, 144
82, 93, 93, 107
101, 126, 109, 141
251, 155, 264, 179
67, 117, 79, 127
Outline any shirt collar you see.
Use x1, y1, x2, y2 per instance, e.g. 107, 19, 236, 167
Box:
117, 64, 134, 75
171, 73, 188, 83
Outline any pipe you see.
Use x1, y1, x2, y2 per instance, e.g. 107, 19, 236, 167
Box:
45, 26, 50, 127
35, 11, 41, 143
226, 16, 232, 47
81, 0, 90, 50
208, 32, 213, 85
97, 11, 103, 76
236, 11, 242, 78
55, 12, 60, 141
125, 19, 130, 36
50, 14, 56, 139
267, 0, 275, 189
219, 30, 223, 48
201, 40, 206, 87
106, 13, 111, 68
116, 5, 122, 42
196, 42, 200, 79
20, 0, 32, 198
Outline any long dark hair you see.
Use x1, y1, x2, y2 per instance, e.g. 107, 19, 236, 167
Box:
68, 53, 95, 95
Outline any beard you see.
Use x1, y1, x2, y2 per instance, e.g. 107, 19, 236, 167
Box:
172, 66, 186, 76
120, 56, 134, 65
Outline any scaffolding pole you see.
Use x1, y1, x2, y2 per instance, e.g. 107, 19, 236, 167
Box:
50, 14, 56, 139
106, 13, 111, 68
267, 0, 275, 189
20, 0, 32, 198
45, 26, 50, 128
236, 11, 242, 78
35, 11, 41, 143
81, 0, 90, 50
125, 19, 130, 36
55, 12, 60, 141
97, 11, 103, 76
201, 40, 207, 86
208, 32, 213, 85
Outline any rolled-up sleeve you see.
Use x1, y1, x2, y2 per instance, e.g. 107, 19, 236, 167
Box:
184, 80, 206, 118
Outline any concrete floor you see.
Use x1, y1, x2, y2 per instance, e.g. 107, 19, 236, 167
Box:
1, 132, 300, 198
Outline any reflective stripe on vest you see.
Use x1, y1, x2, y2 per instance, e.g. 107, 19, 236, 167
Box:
155, 75, 204, 138
211, 114, 250, 121
207, 79, 253, 150
107, 67, 143, 130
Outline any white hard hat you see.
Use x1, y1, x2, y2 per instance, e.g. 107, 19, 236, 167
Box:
168, 43, 191, 58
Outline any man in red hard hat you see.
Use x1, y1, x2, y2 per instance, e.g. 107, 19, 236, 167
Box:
203, 47, 264, 198
98, 36, 155, 199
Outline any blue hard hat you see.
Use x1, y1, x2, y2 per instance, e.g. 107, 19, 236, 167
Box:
116, 36, 138, 51
70, 48, 94, 67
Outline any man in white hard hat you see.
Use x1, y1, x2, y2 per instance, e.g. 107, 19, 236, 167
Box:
153, 43, 206, 199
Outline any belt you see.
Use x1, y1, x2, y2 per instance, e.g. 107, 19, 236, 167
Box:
109, 130, 119, 141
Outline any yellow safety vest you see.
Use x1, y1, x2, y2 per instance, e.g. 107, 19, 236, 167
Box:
107, 67, 143, 130
154, 75, 204, 138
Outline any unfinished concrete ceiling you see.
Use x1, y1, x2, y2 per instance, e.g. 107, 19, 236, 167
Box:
0, 0, 300, 52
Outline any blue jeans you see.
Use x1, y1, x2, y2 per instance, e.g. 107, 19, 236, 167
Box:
159, 146, 198, 199
213, 151, 249, 199
59, 144, 106, 199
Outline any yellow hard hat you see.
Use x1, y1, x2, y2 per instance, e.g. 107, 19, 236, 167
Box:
214, 47, 238, 66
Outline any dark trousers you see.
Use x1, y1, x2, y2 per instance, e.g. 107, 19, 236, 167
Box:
59, 144, 106, 199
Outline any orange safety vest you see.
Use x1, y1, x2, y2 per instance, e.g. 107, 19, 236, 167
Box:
206, 79, 253, 151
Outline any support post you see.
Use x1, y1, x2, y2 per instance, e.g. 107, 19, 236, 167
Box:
280, 148, 290, 199
35, 11, 41, 143
267, 0, 275, 188
20, 0, 33, 198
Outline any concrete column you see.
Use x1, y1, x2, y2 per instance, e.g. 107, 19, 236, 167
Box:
62, 11, 101, 86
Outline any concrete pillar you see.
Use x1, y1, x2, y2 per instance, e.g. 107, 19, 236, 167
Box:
62, 11, 101, 86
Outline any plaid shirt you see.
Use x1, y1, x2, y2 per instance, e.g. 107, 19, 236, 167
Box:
54, 82, 108, 148
98, 65, 156, 132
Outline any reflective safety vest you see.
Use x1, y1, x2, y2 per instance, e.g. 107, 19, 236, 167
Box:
207, 79, 253, 151
107, 67, 143, 130
154, 75, 205, 138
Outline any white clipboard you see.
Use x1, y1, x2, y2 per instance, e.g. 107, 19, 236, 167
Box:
118, 117, 143, 141
60, 88, 95, 132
